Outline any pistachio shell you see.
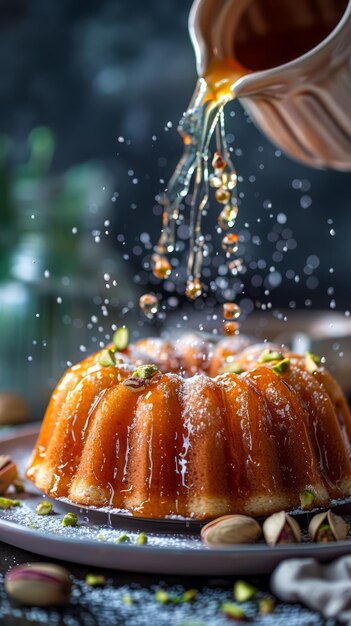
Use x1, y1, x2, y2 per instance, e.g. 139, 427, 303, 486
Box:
309, 510, 348, 542
5, 563, 71, 606
263, 511, 301, 546
201, 514, 261, 547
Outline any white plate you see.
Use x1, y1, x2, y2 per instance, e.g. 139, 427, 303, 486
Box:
1, 424, 351, 575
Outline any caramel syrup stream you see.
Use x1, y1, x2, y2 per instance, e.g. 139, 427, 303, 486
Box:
154, 59, 249, 302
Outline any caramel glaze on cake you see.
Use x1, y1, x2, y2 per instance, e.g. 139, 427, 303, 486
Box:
26, 334, 351, 519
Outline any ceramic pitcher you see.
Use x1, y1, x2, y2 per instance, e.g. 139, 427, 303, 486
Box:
189, 0, 351, 170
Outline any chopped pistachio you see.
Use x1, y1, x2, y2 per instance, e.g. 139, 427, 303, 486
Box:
259, 596, 275, 615
170, 596, 182, 604
0, 497, 16, 510
271, 358, 290, 376
181, 589, 198, 602
12, 500, 21, 507
98, 349, 116, 367
13, 479, 25, 493
116, 533, 130, 543
97, 534, 106, 541
155, 590, 169, 604
258, 349, 284, 363
300, 489, 316, 510
221, 602, 247, 620
306, 351, 321, 365
305, 352, 321, 374
132, 364, 160, 379
62, 512, 78, 527
85, 574, 106, 587
113, 327, 129, 351
123, 594, 133, 605
36, 501, 53, 515
234, 580, 257, 602
136, 532, 148, 545
29, 523, 39, 529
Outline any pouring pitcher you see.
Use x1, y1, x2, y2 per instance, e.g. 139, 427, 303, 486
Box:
189, 0, 351, 170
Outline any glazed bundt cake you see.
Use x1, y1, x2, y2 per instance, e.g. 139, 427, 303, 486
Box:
26, 332, 351, 519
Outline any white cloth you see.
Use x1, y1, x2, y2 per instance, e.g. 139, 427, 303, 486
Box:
271, 557, 351, 623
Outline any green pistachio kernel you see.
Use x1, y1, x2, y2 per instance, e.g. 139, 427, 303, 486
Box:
85, 574, 106, 587
0, 497, 16, 510
259, 596, 275, 615
181, 589, 198, 602
98, 349, 116, 367
62, 512, 78, 527
132, 364, 160, 379
113, 327, 129, 351
12, 500, 21, 507
234, 580, 257, 602
35, 501, 53, 515
116, 533, 130, 543
136, 532, 148, 545
271, 358, 290, 376
123, 594, 133, 605
155, 590, 169, 604
300, 488, 316, 510
221, 602, 246, 620
97, 534, 106, 541
258, 349, 284, 363
13, 479, 25, 493
305, 352, 321, 374
306, 351, 321, 365
29, 523, 39, 529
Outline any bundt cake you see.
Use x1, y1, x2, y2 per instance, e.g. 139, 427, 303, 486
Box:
26, 332, 351, 519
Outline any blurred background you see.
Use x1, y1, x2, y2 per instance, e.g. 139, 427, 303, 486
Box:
0, 0, 350, 420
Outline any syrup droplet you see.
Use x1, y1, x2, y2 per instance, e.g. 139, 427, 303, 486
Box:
185, 277, 203, 300
209, 174, 222, 189
152, 255, 171, 280
222, 233, 239, 254
223, 321, 239, 336
227, 171, 238, 190
215, 188, 231, 204
229, 258, 243, 272
218, 205, 238, 230
223, 302, 241, 320
139, 294, 159, 317
212, 151, 226, 170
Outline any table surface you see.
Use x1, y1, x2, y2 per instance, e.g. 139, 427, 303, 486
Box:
0, 426, 339, 626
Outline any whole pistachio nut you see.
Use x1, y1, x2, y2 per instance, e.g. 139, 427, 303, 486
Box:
5, 563, 71, 606
201, 514, 261, 547
309, 510, 348, 542
263, 511, 301, 546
